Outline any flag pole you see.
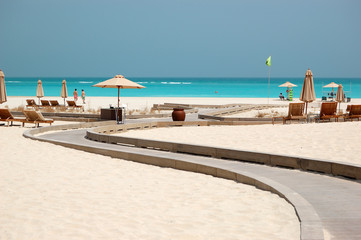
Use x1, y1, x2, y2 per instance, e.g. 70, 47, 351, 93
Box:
265, 56, 271, 104
267, 66, 271, 104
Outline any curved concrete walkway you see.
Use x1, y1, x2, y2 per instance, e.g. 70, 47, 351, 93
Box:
24, 124, 361, 240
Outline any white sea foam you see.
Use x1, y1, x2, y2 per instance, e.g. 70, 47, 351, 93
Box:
160, 82, 191, 85
79, 81, 93, 84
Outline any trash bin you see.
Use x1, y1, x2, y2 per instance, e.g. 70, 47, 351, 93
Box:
101, 108, 123, 122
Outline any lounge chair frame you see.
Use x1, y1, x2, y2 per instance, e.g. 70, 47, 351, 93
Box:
282, 102, 306, 124
26, 99, 39, 108
317, 102, 339, 122
344, 104, 361, 121
41, 99, 51, 107
50, 100, 60, 107
22, 110, 54, 127
0, 108, 25, 126
67, 100, 83, 110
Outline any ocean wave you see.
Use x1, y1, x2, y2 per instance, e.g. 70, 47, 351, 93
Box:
136, 82, 148, 84
161, 81, 191, 85
79, 81, 93, 84
7, 81, 21, 83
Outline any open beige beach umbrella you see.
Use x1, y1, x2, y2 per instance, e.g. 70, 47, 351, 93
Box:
36, 79, 44, 104
93, 75, 145, 123
323, 82, 339, 91
299, 69, 316, 114
61, 79, 68, 106
336, 84, 344, 113
279, 81, 297, 99
0, 70, 7, 104
323, 82, 339, 98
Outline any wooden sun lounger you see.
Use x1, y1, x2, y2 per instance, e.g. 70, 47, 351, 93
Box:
50, 100, 60, 107
344, 104, 361, 121
0, 108, 26, 126
26, 99, 39, 108
272, 102, 306, 124
346, 105, 351, 113
67, 100, 83, 108
41, 100, 51, 107
22, 110, 54, 127
317, 102, 339, 122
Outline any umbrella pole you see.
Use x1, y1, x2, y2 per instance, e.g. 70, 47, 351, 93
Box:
287, 87, 289, 100
117, 87, 120, 124
305, 102, 308, 115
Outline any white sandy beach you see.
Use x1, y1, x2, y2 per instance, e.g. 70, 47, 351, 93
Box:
2, 96, 361, 239
0, 122, 300, 240
3, 96, 294, 111
4, 96, 360, 113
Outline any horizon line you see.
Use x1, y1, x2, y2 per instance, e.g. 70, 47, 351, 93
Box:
4, 76, 361, 79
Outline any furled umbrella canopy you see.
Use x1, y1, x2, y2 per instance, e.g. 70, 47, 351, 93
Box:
61, 79, 68, 106
0, 70, 7, 104
336, 84, 344, 113
299, 69, 316, 114
36, 79, 44, 104
93, 75, 145, 123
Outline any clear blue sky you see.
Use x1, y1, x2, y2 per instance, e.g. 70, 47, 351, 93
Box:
0, 0, 360, 78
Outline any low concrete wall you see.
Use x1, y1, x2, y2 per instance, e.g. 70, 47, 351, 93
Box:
153, 103, 244, 110
198, 114, 273, 122
198, 105, 286, 121
87, 121, 361, 180
127, 108, 198, 119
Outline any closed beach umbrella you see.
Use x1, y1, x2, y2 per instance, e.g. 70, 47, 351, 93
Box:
336, 84, 344, 112
36, 79, 44, 104
61, 79, 68, 106
0, 70, 7, 104
279, 81, 297, 100
300, 69, 316, 114
93, 75, 145, 123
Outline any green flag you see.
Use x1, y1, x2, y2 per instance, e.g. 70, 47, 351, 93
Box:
266, 56, 271, 67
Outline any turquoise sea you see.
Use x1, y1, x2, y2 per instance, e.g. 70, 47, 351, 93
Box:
5, 77, 361, 98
